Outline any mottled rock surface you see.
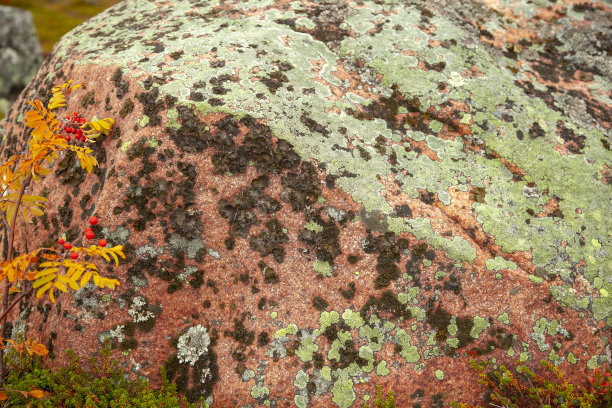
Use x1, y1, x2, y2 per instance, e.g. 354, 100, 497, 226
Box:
1, 0, 610, 406
0, 6, 42, 118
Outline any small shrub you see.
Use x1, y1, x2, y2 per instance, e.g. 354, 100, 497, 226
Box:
451, 359, 612, 408
365, 385, 396, 408
0, 338, 205, 407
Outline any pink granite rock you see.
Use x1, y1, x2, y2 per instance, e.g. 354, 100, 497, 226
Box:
0, 0, 610, 406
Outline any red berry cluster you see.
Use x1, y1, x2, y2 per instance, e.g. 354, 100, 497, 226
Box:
58, 111, 87, 143
57, 216, 107, 260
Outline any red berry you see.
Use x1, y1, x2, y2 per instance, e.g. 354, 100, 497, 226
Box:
65, 135, 71, 141
58, 238, 65, 245
85, 230, 95, 239
98, 239, 107, 247
72, 112, 77, 117
64, 242, 72, 250
70, 252, 79, 260
77, 129, 83, 137
85, 227, 93, 232
89, 216, 98, 226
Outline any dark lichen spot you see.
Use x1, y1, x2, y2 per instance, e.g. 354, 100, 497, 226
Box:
360, 290, 411, 321
224, 315, 255, 346
529, 122, 546, 139
259, 261, 280, 284
339, 282, 356, 300
298, 211, 341, 263
249, 218, 288, 263
119, 99, 134, 118
257, 331, 270, 347
312, 296, 329, 311
347, 254, 360, 264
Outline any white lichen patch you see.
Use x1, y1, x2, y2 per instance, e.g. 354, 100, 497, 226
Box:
128, 296, 154, 323
177, 324, 210, 365
110, 324, 126, 343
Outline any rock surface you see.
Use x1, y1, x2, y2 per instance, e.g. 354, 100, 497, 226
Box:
1, 0, 610, 406
0, 6, 42, 118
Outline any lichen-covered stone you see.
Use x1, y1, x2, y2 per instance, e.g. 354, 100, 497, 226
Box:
0, 6, 42, 118
1, 0, 610, 406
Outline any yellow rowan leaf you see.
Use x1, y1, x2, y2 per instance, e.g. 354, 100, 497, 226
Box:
21, 195, 47, 203
22, 207, 32, 224
54, 280, 67, 293
42, 254, 60, 261
68, 83, 82, 94
57, 274, 79, 291
8, 286, 21, 294
35, 281, 53, 299
39, 261, 60, 268
28, 389, 45, 399
49, 288, 55, 303
80, 271, 93, 288
33, 273, 57, 288
29, 206, 44, 217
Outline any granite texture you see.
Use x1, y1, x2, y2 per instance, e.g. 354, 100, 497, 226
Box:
0, 0, 610, 406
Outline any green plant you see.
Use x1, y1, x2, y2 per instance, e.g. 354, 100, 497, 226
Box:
451, 359, 611, 408
364, 385, 396, 408
0, 79, 123, 392
0, 337, 204, 407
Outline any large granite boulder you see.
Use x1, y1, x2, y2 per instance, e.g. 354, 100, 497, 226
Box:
0, 6, 43, 118
1, 0, 610, 406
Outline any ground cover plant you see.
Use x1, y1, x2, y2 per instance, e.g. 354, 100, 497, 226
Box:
0, 79, 129, 404
451, 359, 612, 408
0, 338, 202, 407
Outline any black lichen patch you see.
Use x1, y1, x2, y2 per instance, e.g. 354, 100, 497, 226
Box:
442, 273, 462, 295
119, 99, 134, 118
312, 296, 329, 311
298, 211, 341, 264
55, 150, 86, 186
350, 85, 420, 131
136, 84, 164, 127
168, 105, 213, 154
557, 122, 586, 154
330, 339, 369, 370
169, 206, 204, 240
529, 122, 546, 139
360, 290, 411, 321
395, 204, 412, 218
259, 70, 289, 94
249, 218, 288, 263
80, 91, 95, 109
301, 113, 330, 137
426, 307, 474, 349
258, 260, 280, 284
362, 232, 409, 289
163, 345, 219, 404
112, 68, 129, 99
280, 161, 322, 211
339, 282, 356, 300
224, 315, 255, 346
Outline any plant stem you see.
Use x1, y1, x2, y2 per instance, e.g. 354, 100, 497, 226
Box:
0, 174, 32, 385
